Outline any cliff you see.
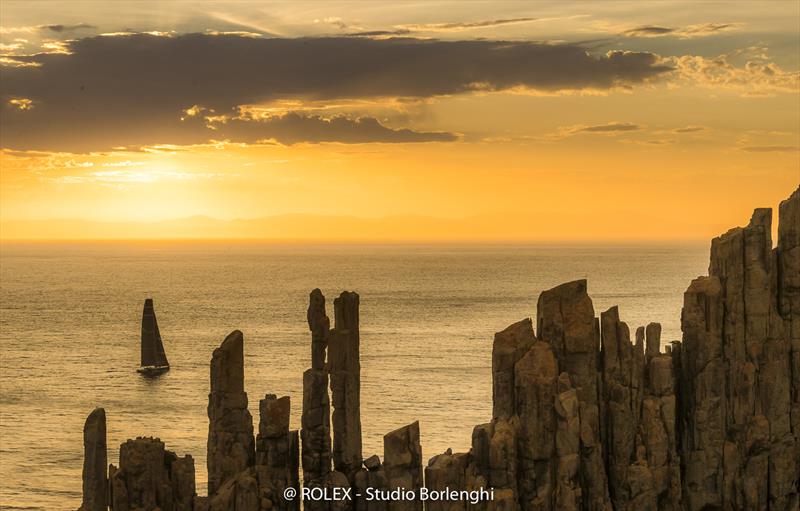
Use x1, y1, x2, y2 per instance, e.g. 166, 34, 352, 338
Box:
79, 187, 800, 510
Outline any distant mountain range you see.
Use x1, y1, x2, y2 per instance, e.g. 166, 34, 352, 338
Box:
0, 213, 711, 242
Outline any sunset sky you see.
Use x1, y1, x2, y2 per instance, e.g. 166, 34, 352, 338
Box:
1, 1, 798, 240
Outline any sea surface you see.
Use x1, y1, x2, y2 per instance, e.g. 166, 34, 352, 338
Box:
0, 242, 708, 510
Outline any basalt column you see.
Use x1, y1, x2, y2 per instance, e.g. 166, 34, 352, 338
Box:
676, 194, 800, 510
384, 421, 423, 511
207, 330, 256, 496
536, 280, 610, 510
329, 291, 363, 483
78, 407, 107, 511
778, 188, 800, 473
492, 319, 536, 420
256, 394, 300, 511
513, 340, 560, 510
710, 207, 796, 509
600, 307, 643, 510
303, 289, 333, 509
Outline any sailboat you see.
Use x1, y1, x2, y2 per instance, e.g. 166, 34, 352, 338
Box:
137, 298, 170, 375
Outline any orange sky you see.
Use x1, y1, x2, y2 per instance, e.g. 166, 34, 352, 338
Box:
1, 1, 798, 241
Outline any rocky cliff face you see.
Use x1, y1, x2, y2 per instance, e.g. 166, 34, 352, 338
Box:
80, 187, 799, 511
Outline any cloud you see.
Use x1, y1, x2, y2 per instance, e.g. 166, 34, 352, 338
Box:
201, 111, 459, 145
0, 32, 671, 152
41, 23, 96, 33
573, 122, 642, 133
669, 49, 799, 95
739, 145, 799, 153
0, 23, 95, 35
547, 122, 644, 140
398, 18, 537, 32
621, 22, 741, 39
672, 125, 708, 133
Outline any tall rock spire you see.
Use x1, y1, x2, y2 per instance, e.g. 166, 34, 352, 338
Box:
78, 407, 107, 511
329, 291, 363, 483
207, 330, 255, 495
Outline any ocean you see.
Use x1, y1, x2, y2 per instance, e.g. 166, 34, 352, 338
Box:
0, 242, 708, 510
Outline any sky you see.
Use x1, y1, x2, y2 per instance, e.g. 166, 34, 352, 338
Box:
0, 1, 798, 241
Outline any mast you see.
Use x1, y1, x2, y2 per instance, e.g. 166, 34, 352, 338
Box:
141, 299, 169, 368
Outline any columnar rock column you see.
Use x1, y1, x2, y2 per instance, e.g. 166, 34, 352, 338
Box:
599, 307, 643, 510
492, 319, 536, 420
553, 373, 582, 511
778, 188, 800, 474
639, 349, 681, 509
256, 394, 300, 511
79, 407, 107, 511
676, 276, 725, 511
303, 290, 333, 510
645, 323, 661, 359
329, 291, 363, 483
536, 280, 610, 510
207, 330, 256, 495
384, 421, 423, 511
514, 341, 557, 510
676, 195, 800, 510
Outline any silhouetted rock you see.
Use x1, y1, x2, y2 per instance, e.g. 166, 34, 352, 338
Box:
73, 188, 800, 511
207, 330, 255, 496
329, 291, 363, 483
78, 408, 107, 511
384, 421, 422, 511
303, 290, 334, 511
309, 289, 330, 371
109, 437, 195, 511
256, 394, 300, 511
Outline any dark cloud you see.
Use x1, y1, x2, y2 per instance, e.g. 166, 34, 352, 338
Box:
0, 32, 671, 152
345, 29, 412, 37
621, 23, 739, 39
42, 23, 96, 33
211, 112, 459, 145
740, 145, 799, 153
576, 122, 642, 133
622, 26, 675, 37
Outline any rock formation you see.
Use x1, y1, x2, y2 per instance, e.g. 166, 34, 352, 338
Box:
256, 394, 300, 511
79, 407, 108, 511
108, 437, 196, 511
207, 329, 255, 496
384, 421, 423, 511
329, 291, 363, 483
77, 187, 800, 511
537, 280, 610, 510
675, 190, 800, 510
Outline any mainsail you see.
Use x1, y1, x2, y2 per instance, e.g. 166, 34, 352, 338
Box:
140, 298, 169, 369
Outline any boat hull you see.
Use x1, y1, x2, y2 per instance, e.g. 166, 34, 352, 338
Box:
137, 365, 170, 375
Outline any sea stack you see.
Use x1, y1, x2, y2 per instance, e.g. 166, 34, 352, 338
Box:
329, 291, 363, 484
302, 289, 333, 493
207, 330, 255, 496
78, 408, 107, 511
